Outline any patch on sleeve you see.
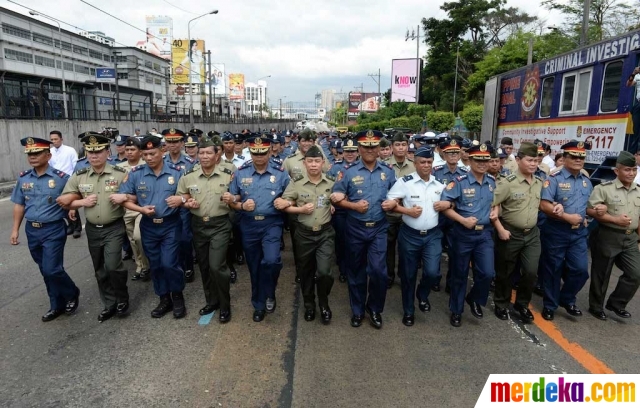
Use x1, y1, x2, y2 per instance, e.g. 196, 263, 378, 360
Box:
543, 180, 550, 188
446, 181, 455, 190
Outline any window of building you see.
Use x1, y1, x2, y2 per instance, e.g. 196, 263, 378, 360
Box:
1, 23, 31, 40
73, 45, 88, 56
103, 54, 111, 62
153, 63, 161, 72
35, 55, 56, 68
146, 76, 153, 83
116, 55, 128, 63
600, 60, 623, 113
539, 77, 554, 118
54, 39, 72, 51
4, 48, 33, 63
32, 32, 53, 46
155, 92, 163, 99
63, 62, 74, 71
75, 65, 91, 75
90, 68, 96, 75
145, 60, 153, 68
89, 49, 102, 60
117, 72, 129, 79
154, 78, 162, 85
560, 68, 592, 115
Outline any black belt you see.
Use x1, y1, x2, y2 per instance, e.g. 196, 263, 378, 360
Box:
193, 214, 228, 223
455, 223, 490, 231
503, 222, 536, 234
351, 218, 385, 228
297, 222, 332, 233
87, 219, 122, 229
27, 219, 64, 228
600, 224, 636, 235
403, 224, 439, 236
143, 213, 179, 224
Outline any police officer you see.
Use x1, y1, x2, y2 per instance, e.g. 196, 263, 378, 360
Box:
586, 151, 640, 320
387, 146, 444, 326
535, 141, 551, 175
378, 137, 392, 161
111, 135, 128, 163
385, 131, 415, 288
441, 144, 496, 327
228, 136, 290, 322
221, 132, 247, 168
539, 141, 592, 320
10, 137, 80, 322
282, 130, 297, 157
59, 134, 130, 322
501, 137, 517, 173
491, 142, 549, 323
276, 145, 335, 324
177, 136, 234, 323
184, 133, 200, 162
330, 130, 396, 329
270, 133, 286, 164
117, 135, 187, 319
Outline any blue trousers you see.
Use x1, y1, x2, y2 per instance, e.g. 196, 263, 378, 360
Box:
435, 218, 454, 288
26, 220, 79, 310
398, 224, 442, 315
541, 221, 589, 310
179, 209, 194, 272
240, 216, 283, 311
345, 217, 388, 316
449, 225, 495, 314
332, 211, 348, 276
140, 215, 185, 296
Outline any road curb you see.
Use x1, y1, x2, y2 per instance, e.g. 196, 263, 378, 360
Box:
0, 182, 15, 199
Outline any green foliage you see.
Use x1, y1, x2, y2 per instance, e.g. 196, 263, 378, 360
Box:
459, 104, 484, 133
427, 111, 456, 133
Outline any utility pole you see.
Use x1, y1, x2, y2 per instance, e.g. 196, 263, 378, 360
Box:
113, 51, 121, 121
207, 50, 212, 120
581, 0, 591, 45
368, 68, 381, 96
405, 25, 422, 103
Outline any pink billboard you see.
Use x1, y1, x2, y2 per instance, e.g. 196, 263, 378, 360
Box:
391, 58, 422, 103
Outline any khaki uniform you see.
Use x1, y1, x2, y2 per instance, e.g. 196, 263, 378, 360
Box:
492, 170, 543, 309
384, 156, 415, 284
281, 174, 336, 310
538, 162, 550, 175
120, 159, 149, 274
588, 179, 640, 312
177, 165, 234, 310
504, 155, 518, 173
63, 164, 129, 308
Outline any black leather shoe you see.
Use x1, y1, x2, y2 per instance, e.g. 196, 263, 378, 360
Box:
65, 290, 80, 315
172, 292, 186, 318
589, 308, 607, 320
350, 314, 363, 327
431, 283, 441, 292
98, 308, 117, 322
266, 297, 276, 313
320, 307, 332, 324
230, 267, 237, 284
42, 309, 64, 322
494, 306, 509, 320
605, 303, 631, 318
140, 269, 151, 282
131, 273, 142, 281
450, 313, 462, 327
253, 309, 265, 322
236, 254, 245, 265
151, 295, 173, 318
184, 270, 195, 283
116, 302, 129, 317
366, 307, 382, 329
122, 251, 133, 261
66, 226, 74, 236
513, 303, 534, 323
199, 304, 219, 316
466, 296, 483, 319
560, 303, 583, 317
402, 314, 414, 327
339, 274, 347, 283
73, 230, 81, 239
542, 307, 555, 321
304, 308, 316, 321
295, 276, 301, 284
533, 284, 544, 296
418, 298, 431, 312
219, 309, 231, 323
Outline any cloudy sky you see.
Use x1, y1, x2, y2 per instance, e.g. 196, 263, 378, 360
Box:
5, 0, 560, 107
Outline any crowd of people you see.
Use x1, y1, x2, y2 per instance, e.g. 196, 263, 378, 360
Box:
9, 126, 640, 328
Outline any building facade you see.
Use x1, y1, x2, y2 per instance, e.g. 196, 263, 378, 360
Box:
244, 80, 267, 117
79, 31, 115, 47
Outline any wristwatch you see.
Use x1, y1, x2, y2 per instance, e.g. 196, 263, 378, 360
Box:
181, 195, 186, 204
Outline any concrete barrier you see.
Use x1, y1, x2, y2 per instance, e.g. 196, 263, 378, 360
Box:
0, 119, 296, 182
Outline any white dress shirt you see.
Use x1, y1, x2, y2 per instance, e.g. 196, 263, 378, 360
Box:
634, 166, 640, 185
49, 144, 78, 174
387, 172, 444, 231
223, 153, 247, 168
542, 154, 555, 170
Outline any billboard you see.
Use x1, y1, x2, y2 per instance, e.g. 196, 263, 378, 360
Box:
171, 39, 205, 84
391, 58, 422, 103
95, 67, 116, 83
205, 63, 226, 96
145, 16, 172, 60
348, 92, 380, 117
228, 73, 245, 100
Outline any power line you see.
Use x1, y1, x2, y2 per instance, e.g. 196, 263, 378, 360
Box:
161, 0, 197, 15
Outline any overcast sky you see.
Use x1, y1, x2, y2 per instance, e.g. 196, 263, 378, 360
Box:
5, 0, 561, 106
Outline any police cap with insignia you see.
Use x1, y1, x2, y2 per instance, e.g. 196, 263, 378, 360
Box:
189, 128, 204, 136
617, 150, 636, 167
391, 131, 408, 143
408, 142, 417, 153
233, 133, 244, 144
140, 135, 163, 151
161, 128, 186, 142
247, 135, 271, 154
518, 142, 538, 158
379, 137, 390, 148
304, 145, 324, 158
439, 138, 461, 152
271, 133, 282, 144
299, 129, 316, 141
81, 133, 111, 152
221, 132, 233, 142
21, 137, 51, 154
125, 137, 141, 149
207, 130, 220, 138
343, 137, 358, 151
114, 134, 129, 146
335, 140, 344, 153
198, 136, 221, 149
356, 129, 383, 147
468, 143, 492, 161
184, 134, 199, 147
536, 141, 548, 156
561, 140, 590, 157
501, 137, 514, 146
414, 146, 434, 159
497, 147, 508, 159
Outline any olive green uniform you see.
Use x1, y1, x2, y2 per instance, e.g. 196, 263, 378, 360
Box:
588, 179, 640, 313
177, 165, 234, 310
384, 156, 415, 284
281, 174, 336, 310
63, 164, 129, 308
120, 159, 149, 274
492, 170, 543, 309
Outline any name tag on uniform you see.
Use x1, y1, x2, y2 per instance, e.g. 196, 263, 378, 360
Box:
79, 184, 94, 193
241, 178, 253, 186
22, 182, 34, 190
411, 195, 420, 198
137, 185, 147, 191
104, 179, 119, 191
352, 176, 364, 185
189, 185, 200, 194
463, 188, 475, 198
317, 194, 329, 208
512, 192, 525, 200
559, 183, 571, 190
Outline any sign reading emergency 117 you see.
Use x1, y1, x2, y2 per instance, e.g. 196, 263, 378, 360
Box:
96, 67, 116, 84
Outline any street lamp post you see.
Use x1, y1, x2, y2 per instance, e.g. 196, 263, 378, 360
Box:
188, 9, 218, 128
29, 11, 68, 119
405, 25, 422, 104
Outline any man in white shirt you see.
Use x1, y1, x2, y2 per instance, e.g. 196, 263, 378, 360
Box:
49, 130, 81, 237
387, 146, 447, 326
541, 144, 555, 170
634, 150, 640, 186
626, 67, 640, 156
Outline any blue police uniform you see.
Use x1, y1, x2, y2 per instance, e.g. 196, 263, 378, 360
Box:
333, 159, 396, 317
441, 172, 496, 316
11, 166, 79, 311
540, 167, 592, 311
229, 160, 290, 312
119, 162, 185, 297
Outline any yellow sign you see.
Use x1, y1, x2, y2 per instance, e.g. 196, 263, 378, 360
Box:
228, 73, 245, 100
171, 38, 205, 84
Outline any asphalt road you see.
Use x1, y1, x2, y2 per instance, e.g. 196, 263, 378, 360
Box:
0, 196, 638, 408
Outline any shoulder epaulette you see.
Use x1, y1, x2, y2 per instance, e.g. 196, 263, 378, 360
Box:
221, 167, 232, 175
486, 174, 495, 180
506, 174, 517, 182
535, 175, 543, 182
130, 165, 143, 172
239, 160, 253, 170
238, 155, 245, 160
459, 167, 469, 172
293, 174, 304, 182
325, 174, 336, 182
433, 165, 444, 171
287, 152, 298, 159
600, 180, 613, 186
169, 163, 182, 171
113, 165, 126, 173
19, 169, 31, 177
185, 155, 196, 163
383, 161, 393, 169
185, 167, 197, 175
402, 174, 413, 182
55, 170, 66, 178
271, 157, 283, 164
456, 175, 467, 181
270, 162, 284, 172
75, 168, 89, 175
333, 159, 343, 164
550, 169, 561, 177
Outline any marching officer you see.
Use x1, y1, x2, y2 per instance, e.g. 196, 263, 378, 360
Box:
539, 141, 592, 320
117, 135, 187, 319
491, 142, 552, 323
58, 134, 130, 322
228, 136, 290, 322
385, 131, 415, 288
586, 151, 640, 320
276, 145, 336, 324
177, 136, 234, 323
221, 132, 247, 168
184, 133, 200, 162
330, 130, 396, 329
10, 137, 80, 322
111, 135, 128, 163
441, 143, 496, 327
387, 146, 444, 327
